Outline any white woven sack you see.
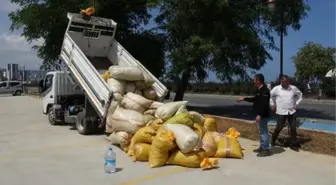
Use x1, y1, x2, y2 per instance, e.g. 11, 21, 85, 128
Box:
154, 101, 188, 121
121, 96, 146, 113
107, 132, 131, 146
135, 81, 146, 90
107, 78, 126, 94
125, 82, 136, 93
105, 100, 120, 133
134, 89, 143, 96
109, 66, 144, 81
164, 124, 201, 153
124, 92, 153, 108
143, 88, 157, 100
149, 101, 164, 109
107, 106, 144, 134
189, 111, 205, 125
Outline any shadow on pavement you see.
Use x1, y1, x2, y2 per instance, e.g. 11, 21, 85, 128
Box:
187, 105, 335, 121
277, 135, 312, 148
270, 146, 285, 155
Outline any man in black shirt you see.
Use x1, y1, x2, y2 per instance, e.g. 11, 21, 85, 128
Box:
237, 74, 271, 157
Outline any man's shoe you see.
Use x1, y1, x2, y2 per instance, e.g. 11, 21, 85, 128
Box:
257, 149, 272, 157
253, 147, 262, 153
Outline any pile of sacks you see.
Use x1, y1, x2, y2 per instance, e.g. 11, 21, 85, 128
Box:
101, 65, 157, 102
101, 66, 243, 169
101, 65, 162, 134
105, 100, 244, 169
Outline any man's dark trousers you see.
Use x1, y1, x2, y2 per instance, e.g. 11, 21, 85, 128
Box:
272, 113, 297, 145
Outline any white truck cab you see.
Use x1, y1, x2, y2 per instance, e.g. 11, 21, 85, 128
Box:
41, 71, 83, 114
40, 13, 168, 135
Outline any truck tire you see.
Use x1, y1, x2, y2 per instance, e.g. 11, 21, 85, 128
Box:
48, 108, 57, 125
76, 112, 94, 135
96, 124, 105, 134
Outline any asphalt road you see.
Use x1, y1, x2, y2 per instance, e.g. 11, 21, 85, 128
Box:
170, 93, 336, 122
24, 86, 335, 121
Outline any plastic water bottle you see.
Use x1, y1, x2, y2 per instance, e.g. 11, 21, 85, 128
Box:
104, 146, 116, 173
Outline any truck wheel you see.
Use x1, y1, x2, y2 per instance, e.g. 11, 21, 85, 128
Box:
95, 124, 105, 134
48, 108, 57, 125
76, 112, 93, 135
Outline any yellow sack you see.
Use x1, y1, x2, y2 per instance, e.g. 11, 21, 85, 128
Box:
128, 127, 156, 156
101, 71, 110, 82
193, 123, 205, 139
225, 127, 241, 139
167, 150, 217, 169
132, 143, 151, 162
164, 113, 194, 127
212, 132, 224, 143
200, 158, 219, 169
167, 150, 205, 168
149, 129, 176, 168
189, 111, 205, 125
156, 125, 168, 135
146, 118, 163, 131
215, 135, 243, 159
143, 114, 155, 124
202, 132, 217, 157
121, 144, 129, 153
204, 117, 217, 132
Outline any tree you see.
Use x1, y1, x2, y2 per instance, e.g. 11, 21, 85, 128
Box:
121, 31, 166, 77
154, 0, 310, 101
293, 41, 336, 83
9, 0, 166, 77
320, 77, 335, 98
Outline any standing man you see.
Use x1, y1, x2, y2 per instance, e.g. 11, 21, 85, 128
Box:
270, 75, 303, 151
237, 74, 271, 157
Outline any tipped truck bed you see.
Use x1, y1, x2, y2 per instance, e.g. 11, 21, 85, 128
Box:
60, 13, 168, 120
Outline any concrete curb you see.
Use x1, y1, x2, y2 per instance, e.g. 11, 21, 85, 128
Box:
175, 93, 336, 104
208, 115, 336, 134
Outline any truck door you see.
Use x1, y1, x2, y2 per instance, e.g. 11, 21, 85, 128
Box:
42, 74, 54, 114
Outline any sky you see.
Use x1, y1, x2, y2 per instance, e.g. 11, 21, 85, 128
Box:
0, 1, 43, 70
0, 0, 334, 82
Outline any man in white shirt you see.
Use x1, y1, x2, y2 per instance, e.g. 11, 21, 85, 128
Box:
270, 75, 303, 151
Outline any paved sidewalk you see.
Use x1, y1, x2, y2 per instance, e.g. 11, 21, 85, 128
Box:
0, 96, 334, 185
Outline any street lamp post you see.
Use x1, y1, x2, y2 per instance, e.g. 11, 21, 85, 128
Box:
264, 0, 285, 79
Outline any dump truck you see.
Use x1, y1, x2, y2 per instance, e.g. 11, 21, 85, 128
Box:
39, 13, 168, 135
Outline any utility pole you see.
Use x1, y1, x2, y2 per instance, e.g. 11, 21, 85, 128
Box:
264, 0, 285, 80
19, 65, 26, 92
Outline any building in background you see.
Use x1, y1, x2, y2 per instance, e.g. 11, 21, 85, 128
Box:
1, 64, 44, 83
20, 70, 29, 81
7, 63, 19, 81
0, 69, 7, 81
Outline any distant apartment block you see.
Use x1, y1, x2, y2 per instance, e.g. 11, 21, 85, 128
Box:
7, 63, 19, 80
0, 66, 44, 82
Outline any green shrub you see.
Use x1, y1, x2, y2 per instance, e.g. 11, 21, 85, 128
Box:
320, 77, 336, 98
